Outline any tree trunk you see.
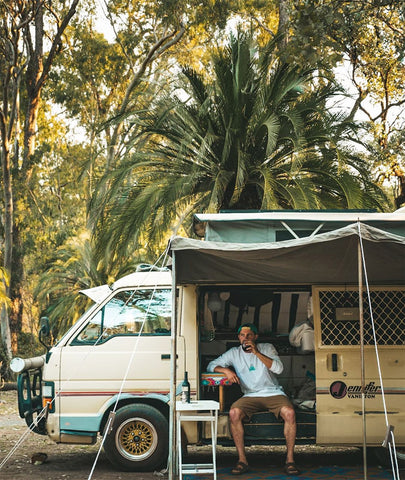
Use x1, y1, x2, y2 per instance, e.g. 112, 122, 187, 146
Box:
10, 224, 24, 355
277, 0, 291, 52
23, 96, 41, 178
0, 306, 12, 360
0, 133, 13, 359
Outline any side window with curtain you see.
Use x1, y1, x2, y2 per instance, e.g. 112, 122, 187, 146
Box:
72, 288, 172, 344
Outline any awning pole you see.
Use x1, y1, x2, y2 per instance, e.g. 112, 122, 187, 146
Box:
168, 250, 177, 480
358, 234, 367, 480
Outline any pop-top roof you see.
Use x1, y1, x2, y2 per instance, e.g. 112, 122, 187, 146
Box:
194, 209, 405, 242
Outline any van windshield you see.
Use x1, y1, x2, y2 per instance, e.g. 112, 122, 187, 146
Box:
54, 302, 99, 346
72, 288, 172, 344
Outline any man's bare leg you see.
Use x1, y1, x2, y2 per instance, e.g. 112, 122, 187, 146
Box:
229, 407, 248, 465
280, 405, 297, 464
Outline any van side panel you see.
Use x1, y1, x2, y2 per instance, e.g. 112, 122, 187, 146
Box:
314, 286, 405, 445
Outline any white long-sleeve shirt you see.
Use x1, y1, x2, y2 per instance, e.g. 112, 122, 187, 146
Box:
207, 343, 285, 397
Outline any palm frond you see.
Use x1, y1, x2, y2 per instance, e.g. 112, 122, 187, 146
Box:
89, 26, 389, 261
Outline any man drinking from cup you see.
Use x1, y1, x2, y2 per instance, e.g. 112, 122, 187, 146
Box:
207, 323, 300, 476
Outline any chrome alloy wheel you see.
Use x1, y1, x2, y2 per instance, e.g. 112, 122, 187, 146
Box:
116, 417, 158, 461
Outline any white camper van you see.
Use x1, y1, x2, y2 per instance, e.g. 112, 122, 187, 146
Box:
13, 211, 405, 472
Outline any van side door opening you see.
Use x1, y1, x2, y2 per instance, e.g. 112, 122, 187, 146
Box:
197, 285, 316, 445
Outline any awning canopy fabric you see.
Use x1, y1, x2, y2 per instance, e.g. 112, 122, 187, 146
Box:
169, 222, 405, 285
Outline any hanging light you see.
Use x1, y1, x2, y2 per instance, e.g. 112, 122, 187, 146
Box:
219, 291, 230, 301
207, 292, 222, 312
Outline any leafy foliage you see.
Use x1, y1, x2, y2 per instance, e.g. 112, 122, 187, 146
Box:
1, 0, 402, 342
92, 30, 389, 257
34, 231, 144, 336
0, 267, 10, 309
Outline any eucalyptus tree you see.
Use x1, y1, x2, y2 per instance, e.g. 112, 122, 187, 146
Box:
0, 0, 80, 359
287, 0, 405, 206
93, 30, 389, 258
51, 3, 186, 192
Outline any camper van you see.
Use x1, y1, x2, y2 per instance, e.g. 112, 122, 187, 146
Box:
13, 211, 405, 472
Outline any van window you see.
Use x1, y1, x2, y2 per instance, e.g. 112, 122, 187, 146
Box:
319, 288, 405, 346
72, 288, 171, 344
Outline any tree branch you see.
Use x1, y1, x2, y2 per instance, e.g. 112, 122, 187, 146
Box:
119, 24, 186, 116
105, 24, 186, 172
249, 14, 276, 37
37, 0, 80, 94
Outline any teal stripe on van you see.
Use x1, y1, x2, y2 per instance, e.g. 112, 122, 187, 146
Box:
60, 415, 100, 432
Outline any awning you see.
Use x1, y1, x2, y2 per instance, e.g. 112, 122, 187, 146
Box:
168, 221, 405, 480
169, 222, 405, 285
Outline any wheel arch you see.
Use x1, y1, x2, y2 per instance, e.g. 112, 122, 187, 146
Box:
99, 394, 169, 435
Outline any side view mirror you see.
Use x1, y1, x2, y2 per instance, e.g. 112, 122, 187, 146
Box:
39, 317, 50, 336
39, 317, 51, 352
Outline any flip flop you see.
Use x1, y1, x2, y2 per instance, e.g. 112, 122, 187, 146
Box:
231, 461, 249, 475
284, 462, 301, 475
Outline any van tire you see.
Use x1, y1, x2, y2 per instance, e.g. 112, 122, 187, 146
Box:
371, 446, 405, 468
103, 404, 168, 471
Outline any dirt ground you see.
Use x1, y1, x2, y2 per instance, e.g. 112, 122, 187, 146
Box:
0, 388, 394, 480
0, 388, 154, 480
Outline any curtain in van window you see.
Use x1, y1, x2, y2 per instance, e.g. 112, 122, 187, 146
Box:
213, 291, 310, 334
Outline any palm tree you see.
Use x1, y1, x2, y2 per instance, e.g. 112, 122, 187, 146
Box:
34, 232, 146, 337
92, 29, 389, 256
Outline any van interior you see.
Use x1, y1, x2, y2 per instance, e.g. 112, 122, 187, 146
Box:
198, 286, 316, 445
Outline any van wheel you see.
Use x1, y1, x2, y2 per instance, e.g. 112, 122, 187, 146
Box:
371, 446, 405, 468
103, 404, 168, 471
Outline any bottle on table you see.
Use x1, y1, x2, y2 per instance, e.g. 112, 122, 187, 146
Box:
181, 371, 190, 403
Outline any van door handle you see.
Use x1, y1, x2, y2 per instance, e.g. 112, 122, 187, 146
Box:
161, 354, 177, 360
331, 353, 338, 371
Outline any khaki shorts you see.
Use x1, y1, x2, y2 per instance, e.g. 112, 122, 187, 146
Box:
231, 395, 293, 421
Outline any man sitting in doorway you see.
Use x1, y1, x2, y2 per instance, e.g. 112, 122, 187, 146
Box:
207, 323, 300, 476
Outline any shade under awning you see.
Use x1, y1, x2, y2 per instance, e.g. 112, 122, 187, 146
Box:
169, 222, 405, 285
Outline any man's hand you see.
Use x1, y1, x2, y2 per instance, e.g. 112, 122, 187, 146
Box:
214, 366, 240, 384
243, 339, 274, 370
242, 340, 258, 354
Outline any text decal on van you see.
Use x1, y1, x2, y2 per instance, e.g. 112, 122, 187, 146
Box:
330, 381, 381, 399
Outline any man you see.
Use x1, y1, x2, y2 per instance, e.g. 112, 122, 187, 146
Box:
207, 323, 300, 476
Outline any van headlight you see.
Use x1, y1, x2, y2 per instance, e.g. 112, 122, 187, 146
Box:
42, 381, 55, 413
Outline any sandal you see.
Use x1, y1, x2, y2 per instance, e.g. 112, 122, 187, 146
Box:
231, 461, 249, 475
284, 462, 301, 475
